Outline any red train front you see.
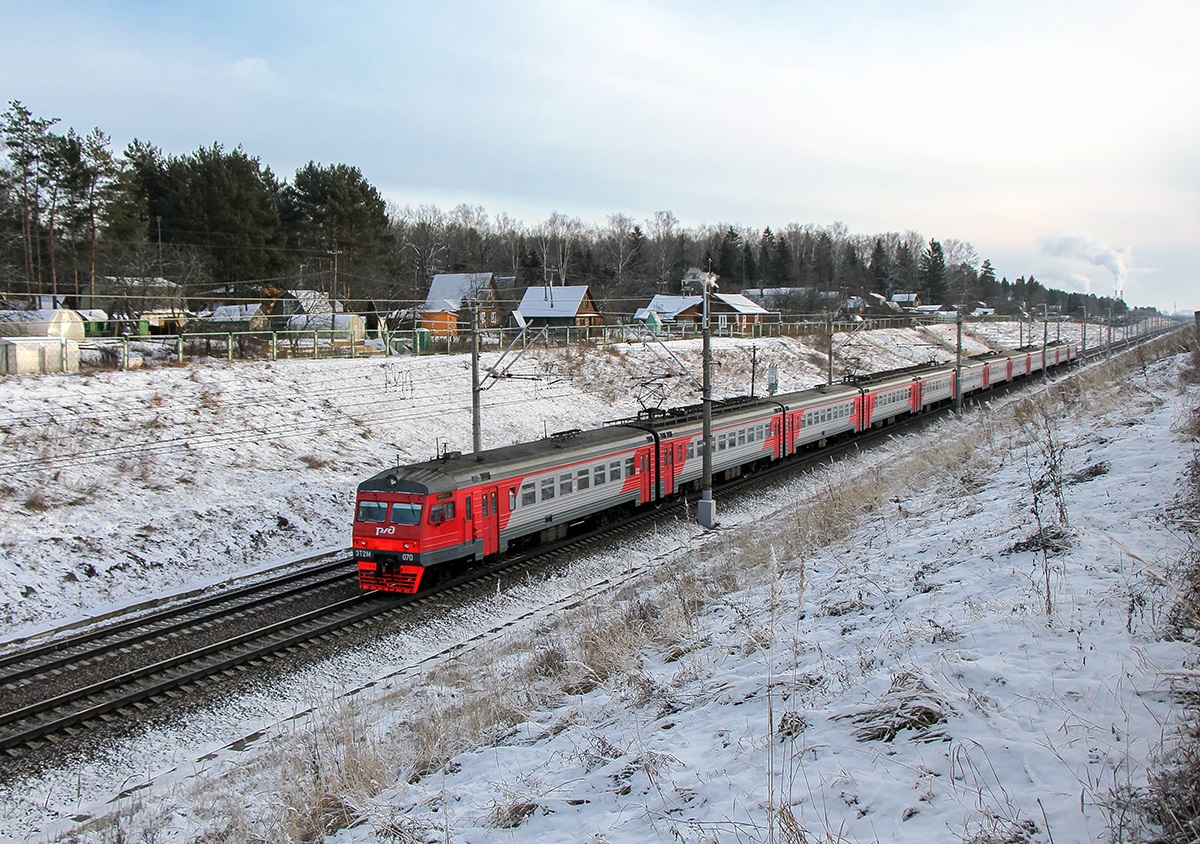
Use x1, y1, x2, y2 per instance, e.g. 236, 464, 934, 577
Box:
353, 466, 473, 593
353, 488, 429, 592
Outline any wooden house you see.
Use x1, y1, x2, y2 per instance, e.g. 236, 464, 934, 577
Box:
420, 273, 501, 337
515, 285, 603, 328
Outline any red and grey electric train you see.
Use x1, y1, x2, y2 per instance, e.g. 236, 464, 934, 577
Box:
353, 342, 1077, 593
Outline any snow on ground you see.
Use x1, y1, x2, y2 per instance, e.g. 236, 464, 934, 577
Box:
0, 324, 1046, 637
322, 345, 1192, 844
3, 321, 1189, 844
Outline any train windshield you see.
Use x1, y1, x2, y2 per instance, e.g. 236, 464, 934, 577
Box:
357, 501, 388, 522
390, 502, 422, 525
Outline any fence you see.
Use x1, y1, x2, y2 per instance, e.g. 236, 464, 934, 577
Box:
49, 313, 1171, 373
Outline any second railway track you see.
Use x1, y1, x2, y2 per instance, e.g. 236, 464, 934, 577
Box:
0, 330, 1173, 760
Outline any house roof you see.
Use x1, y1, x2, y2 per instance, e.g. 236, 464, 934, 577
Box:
209, 304, 262, 321
287, 289, 338, 316
641, 295, 700, 320
638, 293, 769, 321
712, 293, 770, 315
422, 272, 494, 313
516, 285, 596, 318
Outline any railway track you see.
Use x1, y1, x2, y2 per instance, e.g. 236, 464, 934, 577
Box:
0, 330, 1178, 758
0, 553, 365, 754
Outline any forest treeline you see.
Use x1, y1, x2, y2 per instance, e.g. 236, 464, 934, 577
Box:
0, 100, 1130, 317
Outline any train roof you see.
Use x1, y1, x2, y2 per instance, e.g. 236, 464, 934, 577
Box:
605, 395, 781, 431
358, 423, 653, 494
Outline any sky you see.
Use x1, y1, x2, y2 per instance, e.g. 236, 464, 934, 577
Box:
3, 0, 1198, 312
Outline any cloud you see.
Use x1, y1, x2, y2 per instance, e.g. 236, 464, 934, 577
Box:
1038, 233, 1132, 296
225, 56, 276, 90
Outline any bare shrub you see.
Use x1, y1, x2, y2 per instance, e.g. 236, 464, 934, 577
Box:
301, 454, 332, 469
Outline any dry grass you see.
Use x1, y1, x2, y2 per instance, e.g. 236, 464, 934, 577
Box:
75, 331, 1200, 842
832, 671, 953, 743
1129, 362, 1200, 841
22, 489, 49, 511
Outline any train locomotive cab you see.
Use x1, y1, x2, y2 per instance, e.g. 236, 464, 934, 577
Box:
353, 462, 471, 594
353, 488, 430, 592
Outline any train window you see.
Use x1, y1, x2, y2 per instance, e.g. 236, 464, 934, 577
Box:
577, 469, 590, 490
718, 433, 726, 451
480, 496, 488, 517
429, 503, 454, 524
738, 429, 745, 446
510, 488, 518, 510
559, 473, 573, 495
594, 466, 606, 485
625, 458, 635, 478
610, 461, 621, 481
357, 501, 387, 523
465, 497, 473, 520
522, 483, 536, 506
541, 478, 555, 501
390, 502, 421, 525
687, 442, 695, 459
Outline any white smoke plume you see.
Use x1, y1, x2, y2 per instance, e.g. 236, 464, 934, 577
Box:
1038, 233, 1132, 298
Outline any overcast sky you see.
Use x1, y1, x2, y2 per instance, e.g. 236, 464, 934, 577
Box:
4, 1, 1197, 312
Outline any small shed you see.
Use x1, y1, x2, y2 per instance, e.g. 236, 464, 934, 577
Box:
0, 308, 86, 341
0, 337, 81, 375
77, 308, 111, 336
286, 312, 366, 341
204, 304, 270, 332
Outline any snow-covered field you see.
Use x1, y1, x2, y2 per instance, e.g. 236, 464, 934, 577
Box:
0, 321, 1042, 637
2, 321, 1196, 843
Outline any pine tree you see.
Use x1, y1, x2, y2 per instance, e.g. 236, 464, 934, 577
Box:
918, 239, 946, 304
870, 237, 891, 295
284, 161, 390, 303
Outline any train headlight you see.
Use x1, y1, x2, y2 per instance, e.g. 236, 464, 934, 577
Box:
386, 474, 398, 488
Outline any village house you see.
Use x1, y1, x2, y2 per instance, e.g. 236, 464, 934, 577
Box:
420, 273, 501, 337
514, 285, 604, 328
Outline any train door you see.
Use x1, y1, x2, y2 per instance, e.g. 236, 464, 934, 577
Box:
982, 364, 992, 389
860, 391, 877, 430
910, 379, 923, 414
658, 439, 677, 499
479, 485, 500, 557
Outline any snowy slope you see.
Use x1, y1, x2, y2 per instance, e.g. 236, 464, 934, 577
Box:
0, 324, 1039, 637
5, 322, 1190, 844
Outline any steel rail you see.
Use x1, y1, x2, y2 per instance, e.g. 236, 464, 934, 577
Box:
1, 329, 1177, 756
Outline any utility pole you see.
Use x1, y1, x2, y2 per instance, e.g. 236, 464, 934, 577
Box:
750, 345, 758, 398
470, 302, 481, 456
955, 308, 963, 419
683, 270, 719, 529
699, 276, 716, 528
827, 314, 834, 386
1041, 304, 1049, 383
